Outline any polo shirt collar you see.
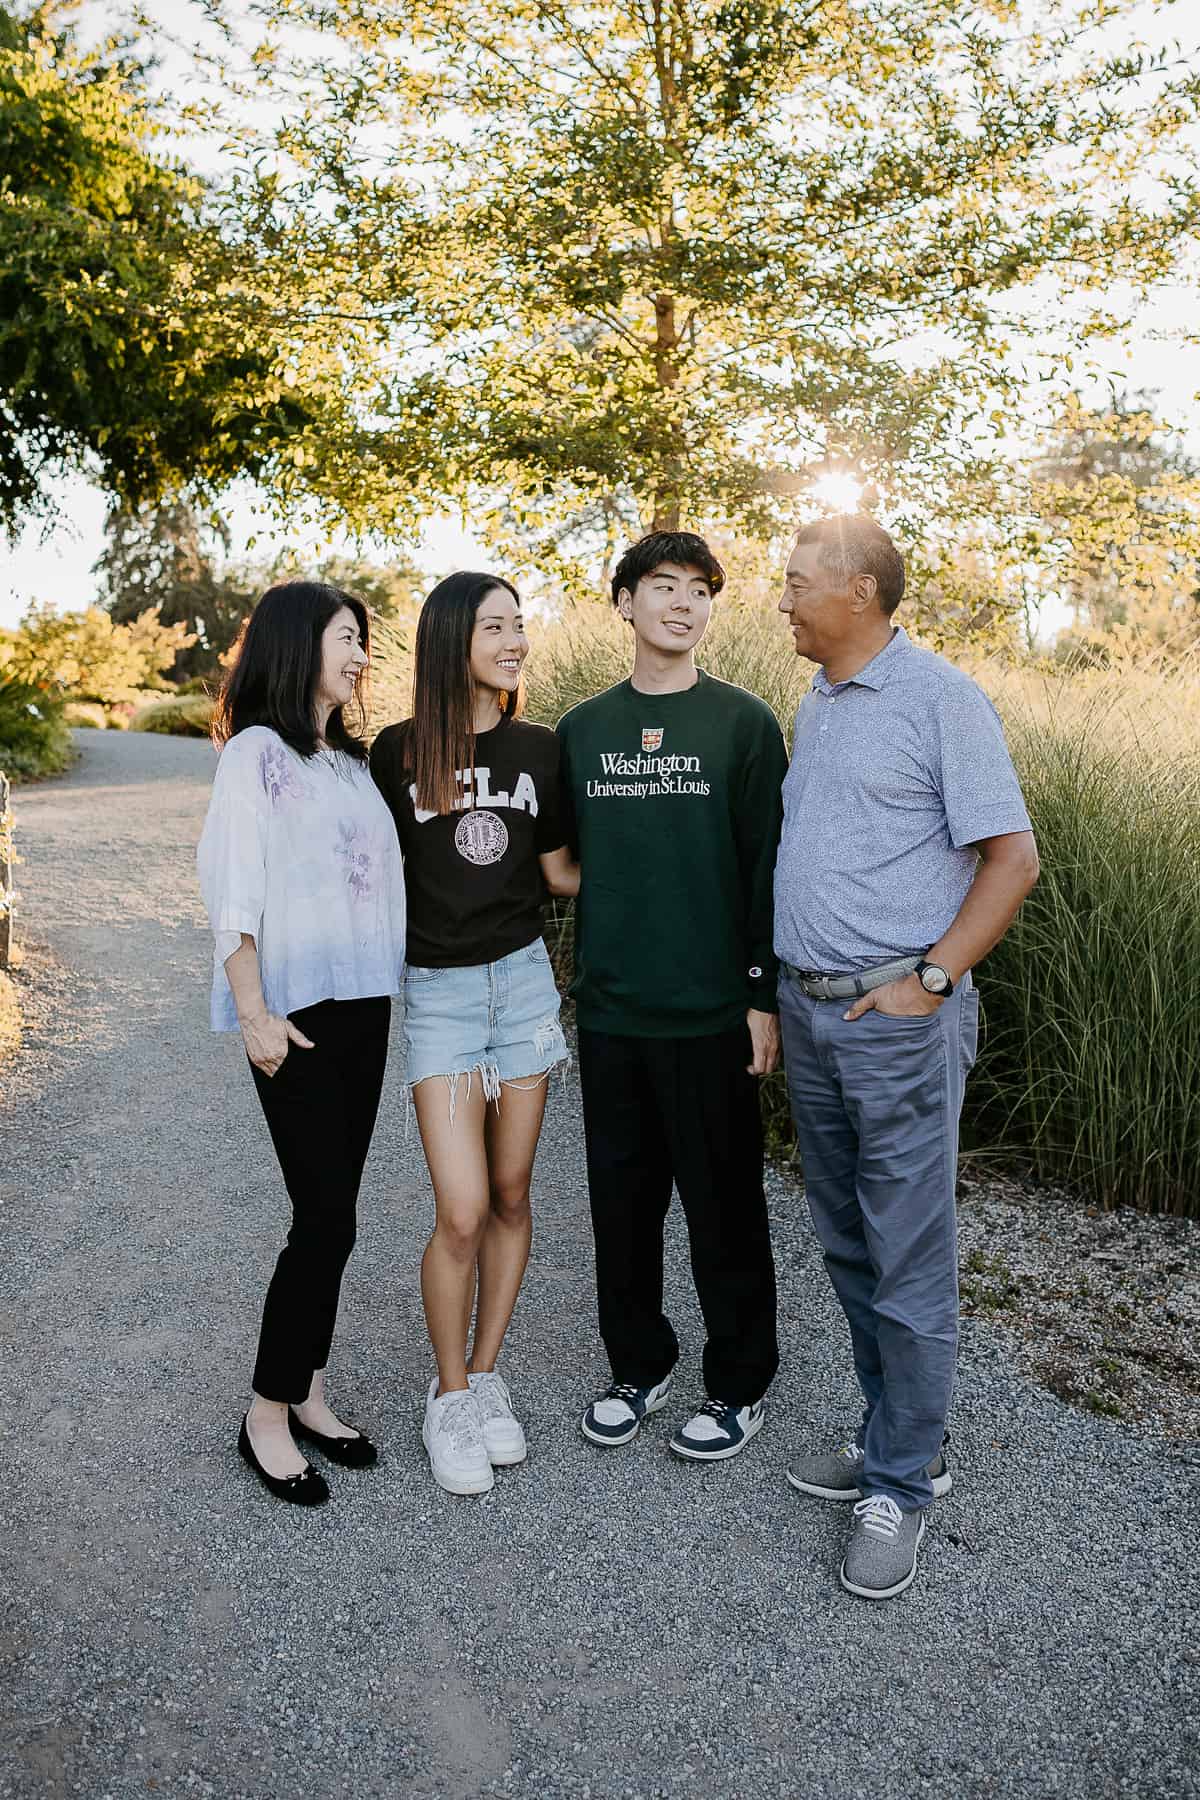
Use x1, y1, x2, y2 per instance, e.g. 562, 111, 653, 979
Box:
814, 626, 911, 695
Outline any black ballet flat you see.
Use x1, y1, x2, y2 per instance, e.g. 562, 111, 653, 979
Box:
238, 1415, 330, 1506
288, 1407, 379, 1468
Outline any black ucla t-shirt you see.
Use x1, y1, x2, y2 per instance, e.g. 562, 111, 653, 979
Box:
370, 718, 567, 967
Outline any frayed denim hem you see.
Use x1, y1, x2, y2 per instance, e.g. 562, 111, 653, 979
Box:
409, 1042, 570, 1128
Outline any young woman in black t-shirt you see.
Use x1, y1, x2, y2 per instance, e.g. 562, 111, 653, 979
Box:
371, 572, 578, 1497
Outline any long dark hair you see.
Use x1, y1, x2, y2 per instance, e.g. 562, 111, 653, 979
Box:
410, 571, 523, 816
214, 581, 371, 761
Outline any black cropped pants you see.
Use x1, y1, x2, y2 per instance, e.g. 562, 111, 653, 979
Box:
248, 995, 390, 1403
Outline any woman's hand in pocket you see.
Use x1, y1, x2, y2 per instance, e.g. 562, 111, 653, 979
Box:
239, 1009, 315, 1076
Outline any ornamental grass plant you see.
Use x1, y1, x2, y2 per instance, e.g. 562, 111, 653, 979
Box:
966, 655, 1200, 1219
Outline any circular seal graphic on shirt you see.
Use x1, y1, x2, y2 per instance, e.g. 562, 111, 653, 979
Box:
454, 809, 509, 866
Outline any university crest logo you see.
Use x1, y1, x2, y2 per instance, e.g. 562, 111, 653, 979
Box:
642, 728, 664, 752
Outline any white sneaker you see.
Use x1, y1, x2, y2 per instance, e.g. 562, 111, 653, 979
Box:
580, 1375, 674, 1446
468, 1369, 527, 1466
669, 1397, 765, 1461
422, 1379, 494, 1495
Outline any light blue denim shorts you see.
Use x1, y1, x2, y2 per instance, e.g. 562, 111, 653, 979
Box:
402, 938, 568, 1104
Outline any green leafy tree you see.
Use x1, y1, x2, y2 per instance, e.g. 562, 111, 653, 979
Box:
95, 499, 256, 677
96, 497, 426, 678
199, 0, 1198, 567
5, 599, 195, 702
255, 551, 425, 622
882, 393, 1200, 656
0, 4, 343, 529
1030, 393, 1200, 653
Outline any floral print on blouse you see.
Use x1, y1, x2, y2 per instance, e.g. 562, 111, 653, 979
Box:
196, 726, 406, 1031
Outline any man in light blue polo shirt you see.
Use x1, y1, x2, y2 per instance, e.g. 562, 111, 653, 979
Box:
774, 515, 1039, 1602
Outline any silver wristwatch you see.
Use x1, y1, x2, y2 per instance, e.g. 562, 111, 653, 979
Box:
914, 958, 954, 996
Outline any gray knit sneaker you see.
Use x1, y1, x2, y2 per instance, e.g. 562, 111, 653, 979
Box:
786, 1439, 865, 1499
840, 1495, 925, 1600
786, 1434, 952, 1501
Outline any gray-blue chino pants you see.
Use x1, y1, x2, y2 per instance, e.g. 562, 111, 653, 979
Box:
778, 971, 979, 1511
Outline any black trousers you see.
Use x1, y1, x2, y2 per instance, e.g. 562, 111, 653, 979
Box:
248, 995, 390, 1403
577, 1025, 779, 1406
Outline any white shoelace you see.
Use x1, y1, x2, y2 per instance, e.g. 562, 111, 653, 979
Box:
435, 1391, 482, 1455
471, 1372, 510, 1421
841, 1442, 865, 1465
852, 1494, 904, 1540
697, 1397, 732, 1422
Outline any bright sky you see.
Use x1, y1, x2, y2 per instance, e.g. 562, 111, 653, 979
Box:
2, 0, 1197, 629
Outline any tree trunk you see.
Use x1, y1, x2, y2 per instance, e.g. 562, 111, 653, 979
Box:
652, 291, 681, 531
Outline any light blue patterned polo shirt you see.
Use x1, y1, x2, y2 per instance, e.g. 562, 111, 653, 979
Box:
773, 627, 1032, 974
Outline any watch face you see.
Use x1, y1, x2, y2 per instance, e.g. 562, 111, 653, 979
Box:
921, 965, 948, 993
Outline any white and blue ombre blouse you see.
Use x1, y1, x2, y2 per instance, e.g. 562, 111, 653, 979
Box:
197, 726, 406, 1032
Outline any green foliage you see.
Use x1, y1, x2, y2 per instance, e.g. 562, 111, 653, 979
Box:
906, 392, 1200, 658
95, 500, 256, 677
0, 6, 342, 529
94, 494, 428, 684
4, 600, 195, 704
204, 0, 1200, 565
262, 552, 425, 624
0, 668, 72, 778
1031, 394, 1200, 657
128, 693, 214, 736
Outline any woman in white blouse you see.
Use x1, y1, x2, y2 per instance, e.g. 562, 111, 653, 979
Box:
197, 581, 405, 1507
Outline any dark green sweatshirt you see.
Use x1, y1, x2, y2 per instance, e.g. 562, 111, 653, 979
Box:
556, 670, 788, 1038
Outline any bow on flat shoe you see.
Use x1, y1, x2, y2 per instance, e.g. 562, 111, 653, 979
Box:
238, 1415, 330, 1505
288, 1407, 378, 1468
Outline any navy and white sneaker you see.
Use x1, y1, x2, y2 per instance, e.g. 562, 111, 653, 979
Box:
580, 1376, 673, 1447
669, 1397, 765, 1461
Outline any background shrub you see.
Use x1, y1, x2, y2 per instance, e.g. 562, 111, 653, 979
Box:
4, 602, 195, 705
63, 702, 108, 729
129, 694, 214, 736
0, 672, 74, 779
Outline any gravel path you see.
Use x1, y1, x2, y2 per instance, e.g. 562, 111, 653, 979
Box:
1, 730, 1197, 1800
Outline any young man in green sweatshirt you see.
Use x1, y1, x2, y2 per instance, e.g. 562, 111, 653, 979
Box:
556, 530, 787, 1460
